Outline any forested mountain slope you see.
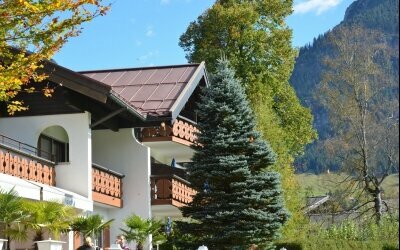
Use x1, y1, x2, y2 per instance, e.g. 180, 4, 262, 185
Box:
291, 0, 399, 173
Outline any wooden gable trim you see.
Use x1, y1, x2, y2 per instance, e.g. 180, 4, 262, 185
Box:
42, 61, 111, 103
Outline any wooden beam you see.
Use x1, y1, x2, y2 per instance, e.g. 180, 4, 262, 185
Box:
65, 90, 121, 131
90, 108, 125, 129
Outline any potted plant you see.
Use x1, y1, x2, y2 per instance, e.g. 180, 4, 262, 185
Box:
22, 200, 76, 250
70, 214, 114, 248
0, 188, 30, 250
120, 214, 166, 250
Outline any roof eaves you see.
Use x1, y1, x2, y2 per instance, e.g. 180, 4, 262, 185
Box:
40, 60, 150, 123
108, 91, 146, 121
42, 61, 111, 103
169, 61, 207, 121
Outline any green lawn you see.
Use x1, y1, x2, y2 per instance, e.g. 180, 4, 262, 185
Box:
295, 173, 399, 198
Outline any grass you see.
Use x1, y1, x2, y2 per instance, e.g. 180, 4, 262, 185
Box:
277, 215, 399, 249
295, 173, 399, 198
276, 240, 399, 250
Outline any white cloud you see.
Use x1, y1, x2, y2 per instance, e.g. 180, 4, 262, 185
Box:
161, 0, 170, 4
137, 50, 159, 62
135, 40, 142, 46
145, 26, 155, 37
294, 0, 342, 15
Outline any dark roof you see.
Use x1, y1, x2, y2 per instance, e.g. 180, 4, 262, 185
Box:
80, 62, 207, 119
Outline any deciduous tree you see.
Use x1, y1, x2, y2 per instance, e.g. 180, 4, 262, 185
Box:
0, 0, 109, 114
319, 25, 399, 223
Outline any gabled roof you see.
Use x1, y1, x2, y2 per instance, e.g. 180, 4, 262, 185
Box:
80, 62, 207, 120
5, 59, 208, 129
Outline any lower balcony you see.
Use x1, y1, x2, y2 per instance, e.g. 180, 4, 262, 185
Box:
150, 174, 196, 218
0, 135, 56, 186
92, 163, 124, 208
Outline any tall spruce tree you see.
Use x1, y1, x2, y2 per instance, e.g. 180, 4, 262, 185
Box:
177, 59, 288, 250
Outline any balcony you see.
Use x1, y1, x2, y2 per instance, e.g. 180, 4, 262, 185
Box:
140, 118, 199, 145
0, 134, 56, 186
92, 163, 124, 208
150, 174, 196, 208
139, 118, 199, 162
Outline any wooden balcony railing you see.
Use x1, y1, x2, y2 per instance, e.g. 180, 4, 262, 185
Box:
0, 137, 56, 186
150, 175, 196, 207
92, 163, 124, 208
140, 118, 199, 146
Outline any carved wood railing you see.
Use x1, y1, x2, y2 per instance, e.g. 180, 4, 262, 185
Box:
92, 163, 124, 207
150, 175, 196, 207
0, 144, 56, 186
140, 118, 199, 146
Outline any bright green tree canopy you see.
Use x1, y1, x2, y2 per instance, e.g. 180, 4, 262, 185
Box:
180, 0, 316, 158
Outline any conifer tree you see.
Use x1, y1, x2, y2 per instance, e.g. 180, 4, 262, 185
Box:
177, 59, 288, 250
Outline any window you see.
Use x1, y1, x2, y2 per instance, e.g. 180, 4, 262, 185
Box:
38, 134, 69, 162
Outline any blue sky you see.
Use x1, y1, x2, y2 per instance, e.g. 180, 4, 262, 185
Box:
53, 0, 354, 71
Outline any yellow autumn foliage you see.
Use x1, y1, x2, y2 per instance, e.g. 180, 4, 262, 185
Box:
0, 0, 110, 114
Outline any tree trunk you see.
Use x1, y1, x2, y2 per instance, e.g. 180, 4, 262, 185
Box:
136, 243, 144, 250
373, 189, 383, 224
7, 236, 10, 250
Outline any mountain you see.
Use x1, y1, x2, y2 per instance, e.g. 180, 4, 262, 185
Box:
290, 0, 399, 173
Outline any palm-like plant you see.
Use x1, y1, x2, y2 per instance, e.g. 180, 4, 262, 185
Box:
0, 188, 30, 250
22, 199, 76, 246
70, 214, 114, 246
120, 214, 166, 250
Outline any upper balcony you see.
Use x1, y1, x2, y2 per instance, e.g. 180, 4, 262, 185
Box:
139, 118, 199, 162
92, 163, 124, 208
0, 134, 56, 186
140, 118, 199, 146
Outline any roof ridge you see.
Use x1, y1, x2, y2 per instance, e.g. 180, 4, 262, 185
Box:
79, 63, 201, 73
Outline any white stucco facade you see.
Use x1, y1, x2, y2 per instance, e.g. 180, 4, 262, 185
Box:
1, 115, 153, 249
92, 128, 151, 248
0, 112, 92, 200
